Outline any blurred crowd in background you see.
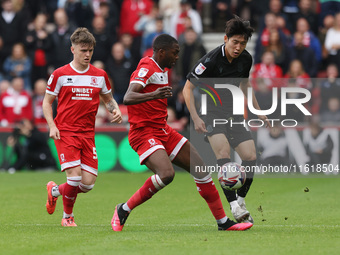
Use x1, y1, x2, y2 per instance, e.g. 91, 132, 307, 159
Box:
1, 0, 340, 132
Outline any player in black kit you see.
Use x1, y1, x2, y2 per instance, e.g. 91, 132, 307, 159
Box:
183, 16, 271, 223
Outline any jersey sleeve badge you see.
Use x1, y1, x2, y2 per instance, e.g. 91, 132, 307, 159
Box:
138, 68, 149, 77
195, 63, 206, 75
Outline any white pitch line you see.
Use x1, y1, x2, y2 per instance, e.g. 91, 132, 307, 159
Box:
5, 224, 340, 228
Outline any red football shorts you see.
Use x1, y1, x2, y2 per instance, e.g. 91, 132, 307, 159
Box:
129, 124, 188, 164
54, 135, 98, 176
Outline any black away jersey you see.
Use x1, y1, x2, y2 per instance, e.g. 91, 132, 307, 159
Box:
187, 44, 252, 114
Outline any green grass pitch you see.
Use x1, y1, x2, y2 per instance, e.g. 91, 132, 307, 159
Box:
0, 171, 339, 255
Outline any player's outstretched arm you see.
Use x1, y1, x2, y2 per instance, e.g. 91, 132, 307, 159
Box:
123, 83, 173, 105
240, 80, 272, 128
42, 93, 60, 140
100, 93, 122, 124
183, 80, 207, 133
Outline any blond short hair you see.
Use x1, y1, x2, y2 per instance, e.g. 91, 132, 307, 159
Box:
70, 27, 96, 47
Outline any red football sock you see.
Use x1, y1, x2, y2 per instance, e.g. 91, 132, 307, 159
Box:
62, 176, 82, 215
195, 175, 226, 221
58, 183, 65, 195
126, 175, 165, 210
59, 182, 93, 211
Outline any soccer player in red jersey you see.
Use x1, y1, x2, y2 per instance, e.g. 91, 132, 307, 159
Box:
111, 34, 253, 231
43, 28, 122, 227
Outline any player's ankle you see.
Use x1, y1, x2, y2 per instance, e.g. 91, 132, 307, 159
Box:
63, 212, 74, 218
237, 196, 245, 205
230, 201, 240, 210
122, 203, 131, 212
216, 216, 228, 224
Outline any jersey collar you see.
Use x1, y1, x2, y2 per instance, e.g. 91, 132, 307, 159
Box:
221, 44, 225, 57
70, 62, 90, 73
150, 57, 164, 72
221, 44, 239, 63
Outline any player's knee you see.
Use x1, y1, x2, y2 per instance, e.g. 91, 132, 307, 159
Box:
190, 150, 204, 168
215, 149, 230, 159
159, 171, 175, 185
79, 183, 94, 193
243, 155, 257, 162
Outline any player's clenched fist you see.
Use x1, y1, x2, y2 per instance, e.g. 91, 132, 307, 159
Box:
193, 117, 208, 134
153, 86, 172, 99
49, 126, 60, 140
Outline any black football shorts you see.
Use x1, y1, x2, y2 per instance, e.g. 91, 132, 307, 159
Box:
203, 112, 253, 149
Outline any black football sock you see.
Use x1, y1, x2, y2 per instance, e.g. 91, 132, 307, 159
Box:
237, 160, 256, 198
217, 158, 237, 203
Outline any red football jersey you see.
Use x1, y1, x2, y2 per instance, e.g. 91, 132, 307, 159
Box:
128, 57, 170, 129
46, 63, 111, 136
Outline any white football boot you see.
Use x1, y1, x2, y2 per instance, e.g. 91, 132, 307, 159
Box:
231, 204, 250, 223
237, 197, 254, 223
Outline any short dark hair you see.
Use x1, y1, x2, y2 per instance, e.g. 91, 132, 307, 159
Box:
225, 16, 254, 41
152, 34, 178, 52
